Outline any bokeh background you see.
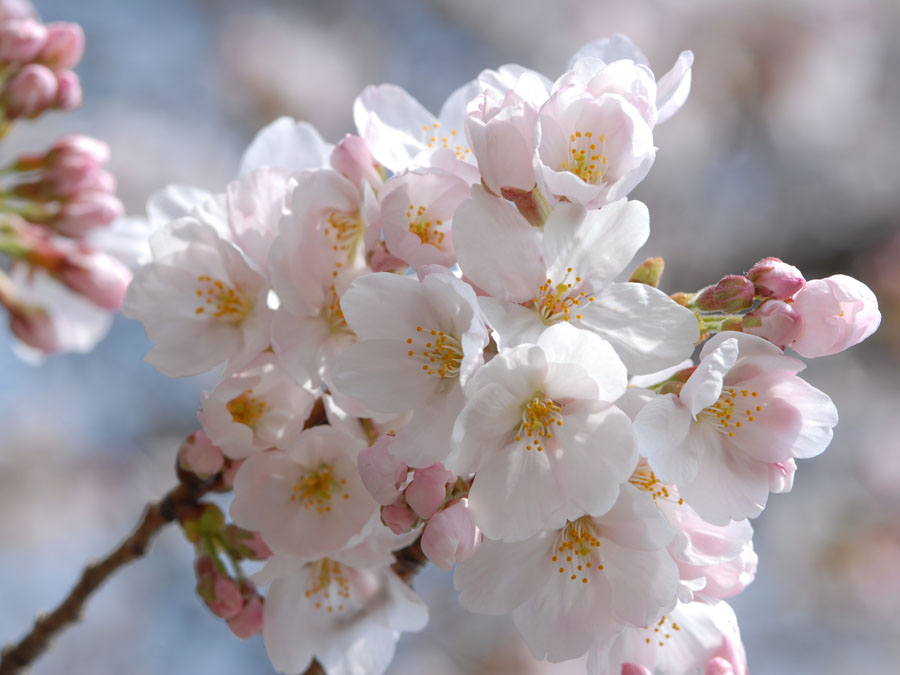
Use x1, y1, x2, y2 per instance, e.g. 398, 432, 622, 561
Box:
2, 0, 900, 673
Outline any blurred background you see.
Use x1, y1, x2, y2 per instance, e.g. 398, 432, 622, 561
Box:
1, 0, 899, 672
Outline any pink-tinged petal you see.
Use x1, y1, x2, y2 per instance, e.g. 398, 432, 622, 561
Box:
655, 51, 694, 124
270, 311, 332, 387
332, 339, 439, 413
543, 198, 649, 284
513, 570, 614, 661
537, 322, 627, 402
621, 665, 653, 675
353, 84, 435, 172
634, 394, 699, 484
454, 534, 553, 614
698, 331, 783, 362
452, 186, 545, 302
679, 444, 770, 525
405, 463, 454, 519
478, 297, 545, 349
603, 544, 679, 627
358, 436, 408, 506
468, 443, 567, 542
577, 283, 700, 375
421, 498, 482, 569
239, 117, 331, 175
681, 339, 740, 417
554, 405, 635, 519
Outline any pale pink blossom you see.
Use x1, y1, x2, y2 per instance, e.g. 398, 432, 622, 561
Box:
420, 498, 482, 570
450, 322, 634, 541
742, 299, 801, 349
747, 257, 805, 300
330, 133, 385, 192
634, 332, 838, 524
379, 168, 470, 270
178, 430, 225, 478
238, 116, 332, 176
122, 218, 272, 377
455, 485, 678, 662
198, 354, 316, 459
453, 187, 698, 374
37, 22, 83, 69
230, 426, 377, 559
333, 268, 488, 467
788, 274, 881, 358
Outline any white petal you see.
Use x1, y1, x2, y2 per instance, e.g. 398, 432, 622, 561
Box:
655, 51, 694, 125
537, 322, 627, 402
240, 117, 331, 175
633, 394, 699, 485
681, 338, 740, 417
353, 84, 435, 172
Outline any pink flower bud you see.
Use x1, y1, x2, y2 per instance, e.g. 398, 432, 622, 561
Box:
222, 524, 272, 561
768, 458, 796, 494
0, 0, 36, 20
789, 274, 881, 358
381, 498, 418, 534
368, 241, 408, 273
53, 69, 81, 110
405, 463, 454, 520
358, 435, 408, 506
0, 19, 47, 63
705, 658, 734, 675
178, 430, 225, 478
695, 275, 755, 313
227, 592, 264, 639
742, 299, 801, 349
37, 22, 84, 69
53, 191, 123, 237
57, 250, 131, 310
747, 257, 805, 300
2, 63, 56, 118
420, 498, 482, 570
621, 665, 653, 675
221, 458, 243, 489
330, 134, 384, 190
628, 256, 665, 288
8, 303, 58, 352
49, 134, 110, 165
195, 555, 243, 619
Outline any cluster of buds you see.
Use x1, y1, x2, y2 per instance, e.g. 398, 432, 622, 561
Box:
177, 432, 270, 640
121, 31, 879, 675
359, 436, 482, 569
0, 0, 128, 358
0, 1, 83, 122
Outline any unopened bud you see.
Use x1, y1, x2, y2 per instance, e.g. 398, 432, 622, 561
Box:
742, 299, 800, 349
420, 498, 482, 569
358, 435, 408, 506
53, 69, 81, 110
500, 185, 550, 228
0, 18, 47, 63
695, 275, 755, 313
227, 587, 264, 639
0, 0, 36, 20
382, 498, 418, 534
52, 191, 123, 237
628, 257, 665, 287
2, 63, 56, 118
704, 657, 735, 675
37, 22, 84, 69
195, 555, 243, 619
222, 524, 272, 561
178, 430, 225, 478
57, 250, 131, 310
720, 317, 743, 332
405, 463, 454, 520
49, 134, 110, 164
331, 134, 384, 190
747, 257, 805, 300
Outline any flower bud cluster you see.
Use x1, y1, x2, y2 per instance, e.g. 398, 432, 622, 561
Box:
0, 3, 129, 358
122, 33, 880, 675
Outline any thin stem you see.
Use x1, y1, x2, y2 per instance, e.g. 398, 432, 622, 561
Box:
0, 476, 220, 675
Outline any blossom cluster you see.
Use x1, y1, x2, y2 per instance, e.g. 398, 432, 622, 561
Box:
123, 34, 880, 674
0, 0, 129, 358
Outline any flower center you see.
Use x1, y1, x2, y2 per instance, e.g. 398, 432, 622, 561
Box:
424, 121, 471, 160
290, 463, 349, 512
324, 209, 365, 261
320, 283, 351, 334
552, 518, 604, 584
226, 388, 267, 428
641, 614, 681, 648
304, 558, 351, 614
560, 129, 609, 185
194, 275, 251, 321
629, 459, 684, 506
530, 267, 594, 324
515, 393, 563, 452
697, 387, 763, 439
406, 326, 463, 379
405, 203, 446, 249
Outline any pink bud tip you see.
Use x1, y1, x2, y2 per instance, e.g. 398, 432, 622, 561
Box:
57, 250, 132, 310
50, 134, 111, 164
227, 593, 264, 639
53, 192, 123, 238
742, 299, 801, 349
381, 498, 418, 534
53, 69, 82, 110
621, 665, 653, 675
0, 19, 47, 63
330, 134, 384, 190
705, 658, 735, 675
405, 463, 454, 520
696, 275, 755, 313
178, 430, 225, 478
420, 498, 482, 570
358, 435, 408, 506
0, 0, 36, 20
2, 62, 56, 118
38, 22, 84, 70
747, 257, 805, 300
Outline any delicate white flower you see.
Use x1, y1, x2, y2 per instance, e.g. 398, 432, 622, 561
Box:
239, 116, 332, 177
198, 353, 317, 459
455, 484, 678, 662
453, 187, 699, 374
333, 268, 488, 467
634, 332, 839, 524
450, 322, 634, 542
122, 218, 271, 377
230, 426, 377, 559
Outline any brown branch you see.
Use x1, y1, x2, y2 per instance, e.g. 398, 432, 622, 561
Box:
0, 477, 219, 675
